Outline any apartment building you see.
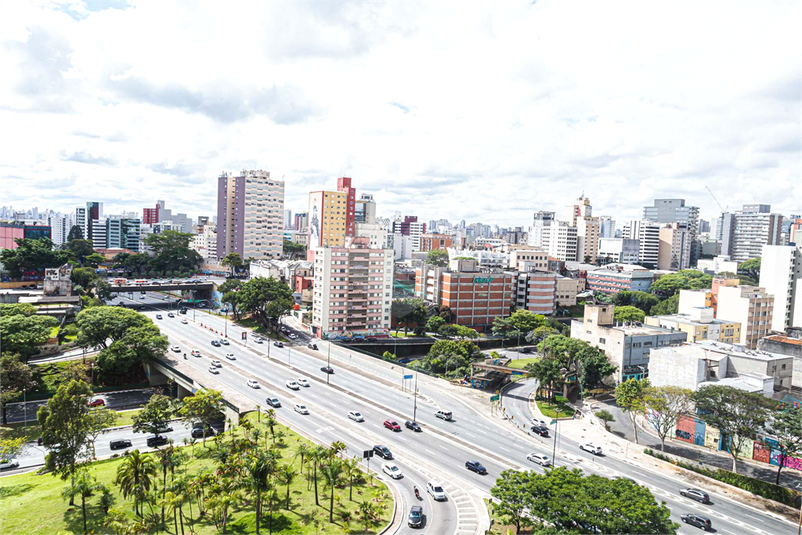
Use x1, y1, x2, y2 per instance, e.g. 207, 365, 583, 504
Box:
509, 245, 549, 270
354, 194, 376, 224
191, 224, 217, 261
216, 170, 284, 261
416, 258, 515, 332
586, 264, 654, 294
571, 304, 687, 382
696, 256, 739, 275
312, 237, 394, 339
392, 216, 426, 251
645, 307, 741, 344
419, 233, 454, 252
515, 270, 557, 315
657, 223, 691, 270
644, 198, 700, 261
719, 204, 783, 262
759, 243, 802, 333
622, 220, 661, 267
758, 327, 802, 392
716, 285, 774, 349
598, 238, 640, 265
564, 196, 599, 263
307, 177, 357, 260
556, 275, 584, 306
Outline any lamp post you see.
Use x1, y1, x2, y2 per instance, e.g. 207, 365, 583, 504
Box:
412, 369, 419, 422
224, 309, 228, 338
23, 387, 27, 439
326, 342, 332, 385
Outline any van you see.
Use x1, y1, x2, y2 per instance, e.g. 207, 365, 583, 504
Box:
435, 410, 452, 421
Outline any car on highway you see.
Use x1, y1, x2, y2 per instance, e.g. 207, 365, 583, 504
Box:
465, 460, 487, 474
531, 425, 550, 437
153, 424, 173, 434
579, 443, 602, 455
320, 366, 334, 374
110, 439, 133, 450
408, 505, 423, 528
170, 345, 181, 352
681, 513, 712, 531
247, 379, 260, 389
383, 419, 401, 431
146, 435, 169, 447
211, 340, 221, 347
191, 349, 201, 357
273, 341, 284, 348
405, 420, 422, 432
253, 337, 263, 344
181, 319, 188, 324
435, 410, 452, 421
307, 343, 318, 350
210, 359, 222, 367
168, 312, 175, 318
426, 481, 446, 501
382, 463, 403, 479
526, 453, 551, 466
288, 333, 297, 339
373, 445, 392, 459
191, 426, 215, 439
286, 380, 300, 390
88, 398, 105, 407
294, 404, 309, 415
679, 488, 710, 504
0, 459, 20, 470
208, 366, 220, 374
220, 339, 229, 345
530, 418, 547, 427
156, 314, 162, 320
180, 308, 187, 314
297, 378, 310, 387
225, 353, 236, 360
266, 397, 281, 408
348, 411, 364, 422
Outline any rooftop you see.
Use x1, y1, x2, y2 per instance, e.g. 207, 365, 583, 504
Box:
650, 314, 739, 326
695, 340, 790, 361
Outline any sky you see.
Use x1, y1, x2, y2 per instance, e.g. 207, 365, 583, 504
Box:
1, 0, 800, 228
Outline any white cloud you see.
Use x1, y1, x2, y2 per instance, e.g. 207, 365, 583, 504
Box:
1, 0, 799, 226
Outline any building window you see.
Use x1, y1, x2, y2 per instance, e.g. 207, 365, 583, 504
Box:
598, 338, 606, 344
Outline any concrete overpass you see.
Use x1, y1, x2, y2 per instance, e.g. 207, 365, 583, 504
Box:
110, 280, 215, 293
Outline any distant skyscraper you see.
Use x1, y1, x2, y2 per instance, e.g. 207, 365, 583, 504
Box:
598, 216, 616, 239
622, 220, 660, 267
699, 219, 711, 234
720, 204, 783, 262
216, 170, 284, 261
643, 198, 700, 262
284, 209, 292, 229
294, 212, 308, 232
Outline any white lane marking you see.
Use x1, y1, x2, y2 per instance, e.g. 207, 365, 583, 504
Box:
425, 449, 436, 456
497, 446, 510, 453
744, 513, 766, 524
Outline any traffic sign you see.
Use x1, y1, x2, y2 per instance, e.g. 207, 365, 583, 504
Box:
242, 332, 247, 340
404, 374, 413, 380
363, 450, 374, 459
550, 419, 557, 425
490, 395, 500, 402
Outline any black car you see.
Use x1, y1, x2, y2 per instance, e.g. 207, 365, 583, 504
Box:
308, 343, 318, 350
273, 341, 284, 348
191, 427, 214, 439
320, 366, 334, 374
211, 340, 221, 347
146, 435, 169, 447
373, 445, 392, 459
408, 505, 423, 528
681, 513, 712, 531
679, 488, 710, 504
405, 420, 422, 432
465, 460, 487, 474
109, 438, 132, 450
179, 308, 187, 314
266, 397, 281, 408
531, 425, 550, 437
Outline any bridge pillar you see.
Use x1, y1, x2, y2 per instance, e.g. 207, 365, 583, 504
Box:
145, 362, 169, 387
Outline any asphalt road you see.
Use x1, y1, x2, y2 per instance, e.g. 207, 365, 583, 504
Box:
4, 389, 153, 424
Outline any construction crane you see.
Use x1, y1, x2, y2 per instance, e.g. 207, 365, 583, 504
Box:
705, 186, 728, 213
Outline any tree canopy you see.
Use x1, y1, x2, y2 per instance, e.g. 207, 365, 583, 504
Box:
615, 378, 650, 444
768, 406, 802, 485
0, 237, 72, 278
142, 230, 202, 273
425, 249, 449, 267
650, 270, 712, 299
75, 307, 153, 349
491, 309, 545, 338
529, 335, 617, 395
391, 298, 427, 336
612, 290, 660, 314
649, 293, 679, 316
613, 305, 646, 324
133, 394, 175, 436
178, 389, 224, 446
644, 385, 694, 451
282, 240, 306, 259
0, 312, 58, 360
739, 257, 760, 280
235, 276, 294, 330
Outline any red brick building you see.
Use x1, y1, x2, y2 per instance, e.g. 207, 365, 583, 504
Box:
419, 233, 454, 252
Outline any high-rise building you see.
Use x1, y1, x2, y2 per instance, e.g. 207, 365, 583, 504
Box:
720, 204, 783, 262
75, 202, 103, 242
284, 209, 293, 229
106, 216, 141, 252
312, 237, 393, 338
216, 170, 284, 261
91, 217, 108, 248
657, 223, 691, 271
598, 238, 640, 265
622, 220, 660, 267
716, 285, 774, 348
191, 224, 217, 261
294, 212, 308, 232
142, 203, 160, 225
576, 215, 600, 263
644, 199, 700, 262
307, 177, 357, 260
355, 194, 377, 225
48, 213, 74, 246
760, 243, 802, 333
419, 233, 454, 252
527, 211, 556, 248
564, 196, 592, 226
598, 216, 616, 238
392, 216, 426, 251
699, 219, 711, 234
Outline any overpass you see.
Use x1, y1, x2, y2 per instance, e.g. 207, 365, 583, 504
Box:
109, 280, 215, 293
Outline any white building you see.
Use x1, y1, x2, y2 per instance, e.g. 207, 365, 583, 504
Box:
48, 212, 74, 246
759, 243, 802, 332
696, 255, 739, 275
355, 222, 388, 249
191, 224, 218, 261
622, 220, 660, 267
90, 217, 108, 248
719, 204, 783, 262
657, 223, 691, 271
446, 247, 510, 268
598, 238, 640, 264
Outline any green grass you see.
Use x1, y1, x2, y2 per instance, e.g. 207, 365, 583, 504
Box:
506, 357, 538, 369
536, 399, 575, 419
0, 413, 391, 535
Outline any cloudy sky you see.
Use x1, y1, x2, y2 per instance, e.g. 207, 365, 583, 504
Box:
2, 0, 800, 228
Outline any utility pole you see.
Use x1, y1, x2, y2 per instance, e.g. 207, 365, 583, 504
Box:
413, 369, 419, 422
326, 343, 332, 385
552, 417, 559, 468
23, 387, 27, 439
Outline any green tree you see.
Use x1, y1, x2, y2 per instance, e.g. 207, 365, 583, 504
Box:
692, 385, 774, 473
615, 378, 650, 445
178, 389, 224, 446
279, 464, 297, 508
643, 385, 694, 451
220, 252, 243, 275
391, 298, 427, 335
133, 394, 174, 437
768, 406, 802, 485
282, 240, 306, 259
322, 457, 345, 522
237, 277, 294, 331
71, 267, 100, 290
455, 325, 479, 340
37, 380, 94, 505
425, 315, 445, 333
0, 313, 58, 359
0, 302, 37, 317
62, 469, 101, 534
492, 309, 545, 338
95, 323, 168, 379
87, 406, 118, 458
612, 290, 660, 313
244, 452, 276, 534
596, 409, 615, 431
0, 352, 37, 408
75, 307, 151, 349
115, 449, 158, 517
437, 324, 458, 338
0, 237, 73, 278
142, 230, 202, 273
425, 249, 449, 267
739, 257, 760, 280
613, 305, 646, 323
219, 278, 243, 321
525, 357, 562, 399
64, 239, 96, 265
67, 225, 84, 242
649, 293, 679, 315
85, 252, 107, 268
650, 270, 712, 299
0, 436, 26, 462
123, 253, 151, 273
489, 469, 534, 533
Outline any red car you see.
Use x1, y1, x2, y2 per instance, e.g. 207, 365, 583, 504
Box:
88, 398, 105, 407
383, 419, 401, 431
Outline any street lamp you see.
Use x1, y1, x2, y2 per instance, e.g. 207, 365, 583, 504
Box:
224, 309, 228, 338
412, 369, 419, 422
326, 342, 332, 385
23, 387, 27, 439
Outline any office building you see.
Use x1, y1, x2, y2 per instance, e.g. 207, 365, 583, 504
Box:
106, 216, 141, 252
759, 243, 802, 333
392, 216, 426, 251
622, 220, 661, 267
720, 204, 783, 262
598, 238, 640, 265
354, 223, 388, 250
657, 223, 691, 271
294, 212, 308, 232
416, 258, 515, 332
48, 212, 74, 246
354, 193, 377, 225
74, 202, 102, 241
643, 199, 700, 237
0, 222, 52, 250
716, 285, 774, 348
216, 170, 285, 261
307, 177, 357, 260
598, 216, 616, 239
141, 201, 193, 234
509, 245, 548, 271
311, 237, 393, 339
190, 224, 217, 261
564, 196, 600, 262
419, 233, 454, 252
526, 211, 556, 248
90, 217, 108, 248
284, 209, 293, 229
645, 308, 741, 344
586, 264, 654, 294
571, 304, 687, 382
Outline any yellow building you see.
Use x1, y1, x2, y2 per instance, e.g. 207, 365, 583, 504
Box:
645, 308, 741, 344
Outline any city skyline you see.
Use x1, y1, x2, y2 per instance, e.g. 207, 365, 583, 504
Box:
2, 1, 799, 226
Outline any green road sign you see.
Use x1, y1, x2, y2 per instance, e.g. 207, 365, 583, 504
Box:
550, 419, 557, 425
490, 395, 500, 402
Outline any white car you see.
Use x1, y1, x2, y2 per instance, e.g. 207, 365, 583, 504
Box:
294, 404, 309, 415
247, 379, 260, 389
297, 378, 310, 387
382, 463, 403, 479
286, 380, 300, 390
210, 359, 222, 367
208, 366, 220, 374
580, 443, 602, 455
0, 459, 20, 470
288, 333, 297, 339
170, 345, 181, 352
225, 353, 236, 360
191, 349, 201, 357
181, 319, 188, 324
526, 453, 551, 466
426, 480, 446, 501
530, 418, 547, 427
254, 338, 263, 344
348, 411, 364, 422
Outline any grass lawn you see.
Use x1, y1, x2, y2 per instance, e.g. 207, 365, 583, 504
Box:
388, 331, 428, 338
506, 357, 539, 369
0, 413, 391, 535
536, 399, 575, 419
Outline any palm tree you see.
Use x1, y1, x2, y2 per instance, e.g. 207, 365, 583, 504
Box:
343, 457, 360, 501
157, 445, 179, 529
265, 409, 277, 442
251, 427, 264, 448
244, 452, 276, 535
295, 443, 310, 474
62, 470, 100, 534
278, 464, 297, 509
115, 449, 158, 517
357, 499, 379, 532
329, 441, 347, 458
310, 446, 327, 506
321, 458, 345, 522
161, 491, 182, 535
